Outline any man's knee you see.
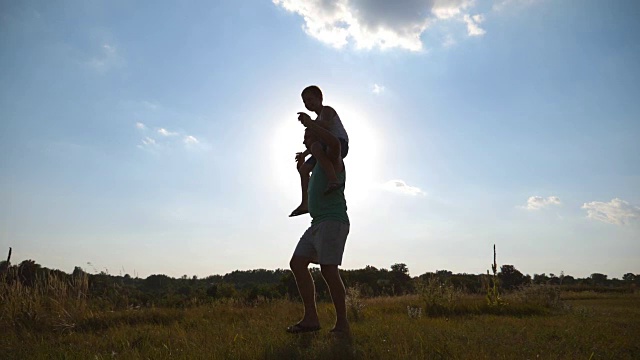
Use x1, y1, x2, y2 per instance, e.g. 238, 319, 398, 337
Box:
290, 256, 310, 273
320, 264, 339, 279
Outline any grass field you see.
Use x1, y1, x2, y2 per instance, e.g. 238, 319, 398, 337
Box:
2, 289, 639, 359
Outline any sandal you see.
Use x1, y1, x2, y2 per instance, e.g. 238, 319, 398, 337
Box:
289, 207, 309, 217
286, 323, 321, 334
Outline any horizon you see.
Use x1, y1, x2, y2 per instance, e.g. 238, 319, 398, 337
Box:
2, 247, 635, 280
1, 0, 639, 280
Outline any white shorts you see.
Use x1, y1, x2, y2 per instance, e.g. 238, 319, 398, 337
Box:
293, 220, 350, 265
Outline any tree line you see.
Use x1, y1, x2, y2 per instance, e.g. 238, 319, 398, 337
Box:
1, 258, 637, 309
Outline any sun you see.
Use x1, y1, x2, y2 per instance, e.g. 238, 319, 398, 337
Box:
270, 105, 382, 207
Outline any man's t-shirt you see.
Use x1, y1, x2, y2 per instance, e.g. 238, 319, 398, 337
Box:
308, 163, 349, 225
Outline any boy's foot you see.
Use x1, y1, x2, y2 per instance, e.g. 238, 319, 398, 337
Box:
289, 206, 309, 217
324, 182, 344, 195
286, 323, 321, 334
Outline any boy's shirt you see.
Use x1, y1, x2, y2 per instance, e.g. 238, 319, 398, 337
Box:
318, 106, 349, 143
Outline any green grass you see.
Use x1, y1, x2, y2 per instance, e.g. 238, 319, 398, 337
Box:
1, 292, 639, 359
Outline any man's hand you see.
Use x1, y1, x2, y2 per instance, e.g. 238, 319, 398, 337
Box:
295, 152, 306, 163
297, 112, 313, 127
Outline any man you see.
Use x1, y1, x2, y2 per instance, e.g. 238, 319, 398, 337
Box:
286, 112, 350, 335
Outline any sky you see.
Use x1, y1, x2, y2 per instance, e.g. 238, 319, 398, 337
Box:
1, 0, 639, 279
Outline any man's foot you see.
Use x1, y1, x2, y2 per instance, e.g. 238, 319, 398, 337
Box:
329, 326, 350, 333
329, 323, 350, 335
289, 206, 309, 217
286, 322, 321, 334
329, 327, 351, 338
324, 182, 344, 195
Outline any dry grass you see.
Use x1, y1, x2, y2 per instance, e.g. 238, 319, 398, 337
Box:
0, 270, 89, 334
1, 271, 639, 359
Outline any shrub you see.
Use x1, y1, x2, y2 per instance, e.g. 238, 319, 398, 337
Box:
418, 276, 462, 316
506, 284, 564, 310
346, 284, 365, 321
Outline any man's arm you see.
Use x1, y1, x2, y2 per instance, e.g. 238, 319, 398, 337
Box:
295, 148, 311, 163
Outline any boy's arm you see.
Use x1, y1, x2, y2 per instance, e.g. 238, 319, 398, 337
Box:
316, 106, 337, 129
297, 112, 340, 158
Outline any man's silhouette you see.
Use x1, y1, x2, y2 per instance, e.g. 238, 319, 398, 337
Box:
286, 114, 350, 335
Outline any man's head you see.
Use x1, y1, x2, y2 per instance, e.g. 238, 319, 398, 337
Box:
303, 128, 318, 149
301, 85, 323, 112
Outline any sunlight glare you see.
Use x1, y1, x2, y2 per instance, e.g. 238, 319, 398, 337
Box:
270, 105, 383, 209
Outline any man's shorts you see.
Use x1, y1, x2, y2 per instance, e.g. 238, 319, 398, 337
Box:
293, 220, 350, 265
304, 138, 349, 167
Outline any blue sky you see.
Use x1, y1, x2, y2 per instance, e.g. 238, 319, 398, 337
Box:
1, 0, 639, 279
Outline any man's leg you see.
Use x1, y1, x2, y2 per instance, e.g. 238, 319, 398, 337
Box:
320, 264, 350, 333
309, 142, 340, 187
290, 161, 314, 217
289, 255, 320, 327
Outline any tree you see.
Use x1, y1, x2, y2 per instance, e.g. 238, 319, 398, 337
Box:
18, 259, 42, 286
145, 274, 172, 292
72, 266, 86, 278
390, 263, 412, 295
623, 273, 635, 282
590, 273, 608, 285
217, 283, 238, 298
206, 284, 218, 298
533, 273, 549, 284
436, 270, 453, 279
391, 263, 409, 275
498, 265, 526, 290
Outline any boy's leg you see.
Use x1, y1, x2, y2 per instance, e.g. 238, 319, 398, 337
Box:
290, 160, 314, 217
309, 142, 342, 193
289, 256, 320, 328
320, 264, 350, 333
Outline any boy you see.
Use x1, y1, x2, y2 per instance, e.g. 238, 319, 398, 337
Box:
289, 85, 349, 217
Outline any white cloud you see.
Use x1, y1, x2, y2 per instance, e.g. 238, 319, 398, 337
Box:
141, 137, 155, 145
432, 0, 474, 19
493, 0, 541, 12
184, 135, 199, 144
463, 14, 486, 36
141, 101, 159, 110
158, 128, 179, 137
134, 122, 204, 151
523, 196, 561, 210
372, 83, 385, 94
138, 137, 157, 149
442, 34, 456, 47
273, 0, 482, 51
582, 198, 640, 226
382, 179, 426, 196
88, 42, 123, 72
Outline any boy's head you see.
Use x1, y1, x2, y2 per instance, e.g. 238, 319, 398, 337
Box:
301, 85, 323, 112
